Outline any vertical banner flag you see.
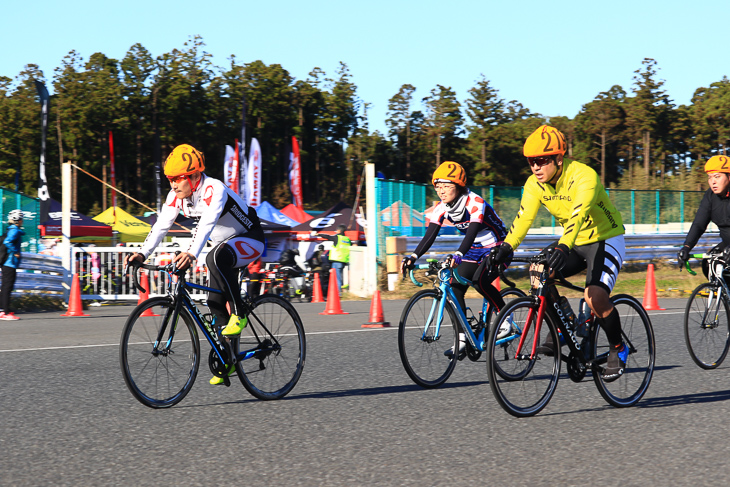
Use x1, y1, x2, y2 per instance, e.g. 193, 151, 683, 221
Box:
154, 131, 162, 211
289, 136, 303, 208
108, 131, 117, 216
238, 140, 249, 202
223, 144, 237, 193
34, 80, 50, 221
247, 138, 262, 207
239, 94, 247, 198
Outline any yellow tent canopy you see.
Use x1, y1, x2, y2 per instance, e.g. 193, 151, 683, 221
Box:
93, 207, 151, 242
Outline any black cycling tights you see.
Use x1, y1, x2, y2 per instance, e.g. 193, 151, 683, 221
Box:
451, 260, 505, 317
206, 242, 245, 325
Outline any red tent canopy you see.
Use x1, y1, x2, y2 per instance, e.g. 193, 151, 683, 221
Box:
280, 204, 313, 224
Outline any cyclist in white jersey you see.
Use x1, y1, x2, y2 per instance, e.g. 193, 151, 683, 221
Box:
126, 144, 265, 385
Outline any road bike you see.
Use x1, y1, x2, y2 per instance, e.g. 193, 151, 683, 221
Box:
683, 252, 730, 369
486, 254, 655, 417
398, 258, 526, 388
120, 258, 306, 408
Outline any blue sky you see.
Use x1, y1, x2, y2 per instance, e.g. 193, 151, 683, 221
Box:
3, 0, 728, 135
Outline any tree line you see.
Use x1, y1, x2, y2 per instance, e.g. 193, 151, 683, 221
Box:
1, 37, 728, 216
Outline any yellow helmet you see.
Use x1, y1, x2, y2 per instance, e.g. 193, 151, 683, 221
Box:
705, 155, 730, 173
164, 144, 205, 178
432, 161, 467, 187
523, 125, 567, 158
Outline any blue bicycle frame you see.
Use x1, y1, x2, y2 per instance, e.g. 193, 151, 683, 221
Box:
159, 277, 259, 368
410, 263, 521, 352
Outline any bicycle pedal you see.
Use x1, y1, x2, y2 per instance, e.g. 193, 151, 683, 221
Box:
223, 376, 231, 387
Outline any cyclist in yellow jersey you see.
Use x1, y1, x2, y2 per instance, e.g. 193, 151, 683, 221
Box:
487, 125, 628, 381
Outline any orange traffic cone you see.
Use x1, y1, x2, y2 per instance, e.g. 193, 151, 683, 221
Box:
362, 290, 390, 328
61, 273, 90, 317
320, 269, 348, 315
139, 271, 160, 317
311, 272, 325, 303
492, 276, 501, 291
642, 264, 665, 311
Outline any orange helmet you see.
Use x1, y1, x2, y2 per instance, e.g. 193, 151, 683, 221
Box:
164, 144, 206, 178
705, 155, 730, 173
432, 161, 467, 187
523, 125, 567, 158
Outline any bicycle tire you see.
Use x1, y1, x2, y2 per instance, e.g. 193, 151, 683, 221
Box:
593, 294, 655, 408
398, 289, 459, 388
500, 287, 527, 300
487, 297, 561, 417
234, 295, 306, 400
119, 297, 200, 408
684, 282, 730, 369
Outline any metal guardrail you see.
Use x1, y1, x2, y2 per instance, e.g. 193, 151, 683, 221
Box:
7, 233, 721, 301
401, 233, 721, 265
5, 253, 65, 298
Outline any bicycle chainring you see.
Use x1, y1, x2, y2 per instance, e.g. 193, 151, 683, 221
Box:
208, 348, 230, 377
566, 351, 587, 382
466, 345, 482, 362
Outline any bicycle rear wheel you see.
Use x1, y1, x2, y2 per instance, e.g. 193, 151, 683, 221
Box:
684, 282, 730, 369
593, 294, 655, 407
234, 295, 306, 400
119, 297, 200, 408
398, 289, 459, 388
487, 297, 560, 417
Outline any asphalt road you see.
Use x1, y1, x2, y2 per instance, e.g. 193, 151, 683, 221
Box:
1, 297, 729, 486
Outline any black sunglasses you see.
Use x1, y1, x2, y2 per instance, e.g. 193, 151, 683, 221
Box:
527, 156, 554, 168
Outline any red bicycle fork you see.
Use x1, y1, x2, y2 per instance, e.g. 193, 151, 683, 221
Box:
514, 295, 546, 360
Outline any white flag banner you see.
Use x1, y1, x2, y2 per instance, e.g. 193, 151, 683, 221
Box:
223, 145, 236, 191
247, 138, 262, 208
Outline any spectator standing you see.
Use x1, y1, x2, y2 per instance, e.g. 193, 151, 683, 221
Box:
317, 224, 351, 293
0, 210, 25, 320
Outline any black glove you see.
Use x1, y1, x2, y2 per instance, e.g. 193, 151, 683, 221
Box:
548, 243, 570, 273
677, 245, 690, 268
401, 254, 418, 277
487, 242, 513, 268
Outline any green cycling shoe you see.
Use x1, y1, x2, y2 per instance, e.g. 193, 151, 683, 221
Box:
221, 314, 248, 336
209, 365, 235, 385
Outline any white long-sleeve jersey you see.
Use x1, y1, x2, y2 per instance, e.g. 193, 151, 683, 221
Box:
139, 174, 261, 259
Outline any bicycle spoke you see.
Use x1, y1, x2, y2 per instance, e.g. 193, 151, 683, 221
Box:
398, 290, 458, 388
684, 283, 730, 369
120, 298, 200, 408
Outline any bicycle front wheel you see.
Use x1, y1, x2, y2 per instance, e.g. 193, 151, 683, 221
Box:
684, 282, 730, 369
119, 297, 200, 408
234, 295, 306, 400
398, 289, 459, 388
593, 294, 655, 408
487, 297, 561, 417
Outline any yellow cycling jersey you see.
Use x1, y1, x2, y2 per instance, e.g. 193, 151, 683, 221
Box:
504, 159, 624, 249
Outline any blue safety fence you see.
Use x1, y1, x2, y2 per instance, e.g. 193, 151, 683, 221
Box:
0, 187, 41, 254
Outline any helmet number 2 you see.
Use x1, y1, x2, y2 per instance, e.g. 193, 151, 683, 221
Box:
722, 156, 729, 169
182, 152, 195, 172
542, 130, 566, 152
446, 163, 464, 182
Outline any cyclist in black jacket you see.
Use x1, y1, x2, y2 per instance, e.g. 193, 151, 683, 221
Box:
678, 155, 730, 267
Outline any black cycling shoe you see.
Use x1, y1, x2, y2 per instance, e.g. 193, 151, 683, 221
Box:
602, 343, 628, 382
444, 340, 467, 361
536, 334, 556, 356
